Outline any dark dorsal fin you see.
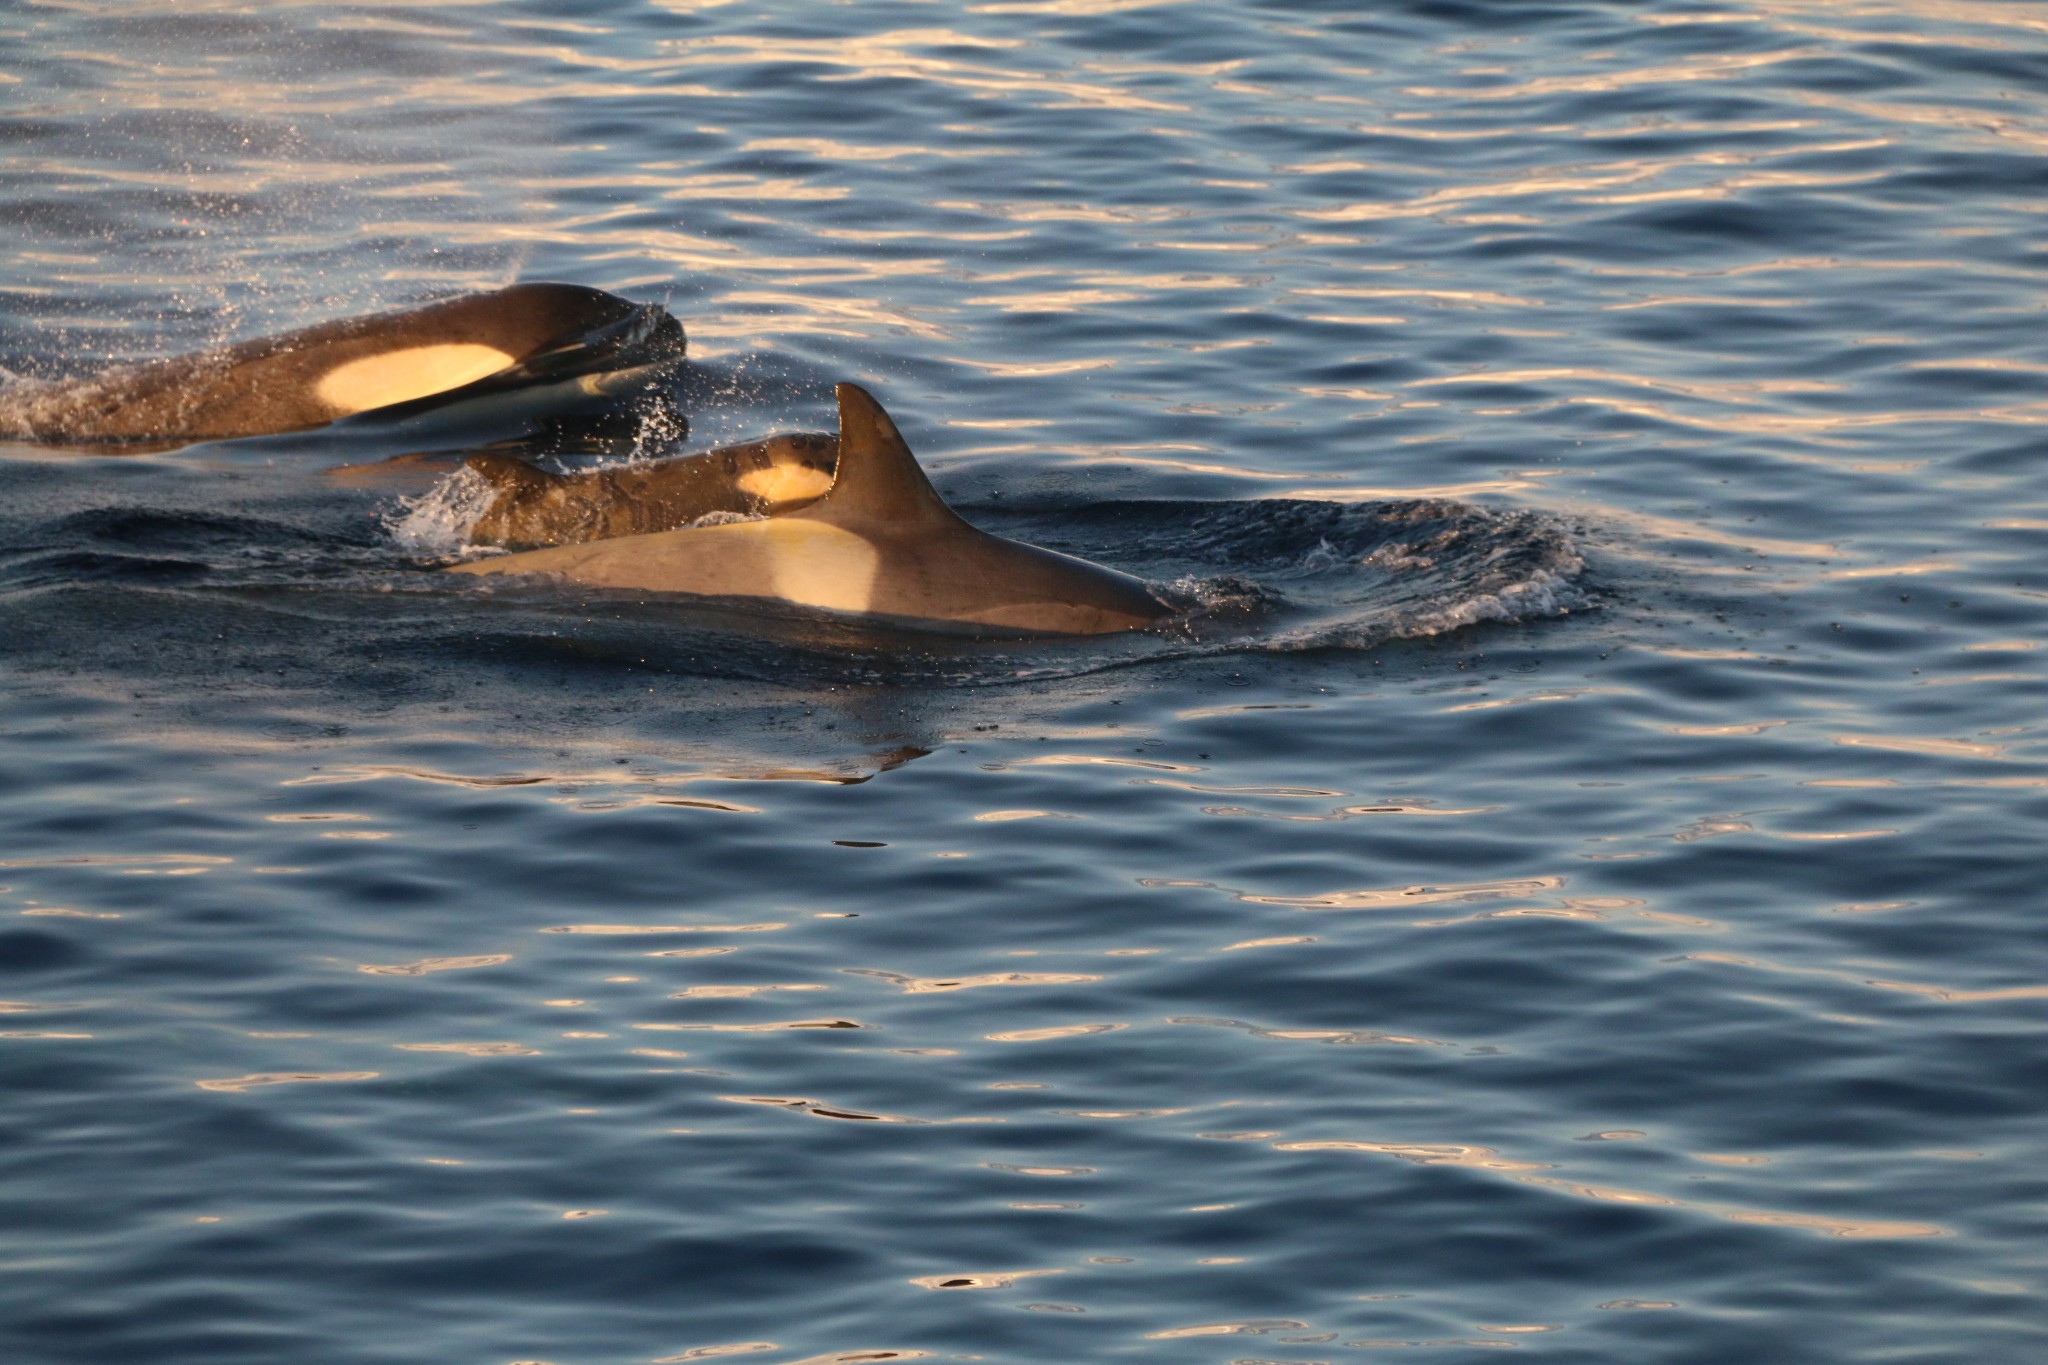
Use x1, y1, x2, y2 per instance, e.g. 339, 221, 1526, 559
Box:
802, 383, 961, 529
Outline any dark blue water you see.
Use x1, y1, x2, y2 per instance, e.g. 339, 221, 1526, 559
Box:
4, 3, 2046, 1362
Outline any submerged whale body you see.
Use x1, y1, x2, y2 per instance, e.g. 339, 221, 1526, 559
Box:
0, 283, 684, 451
466, 430, 838, 550
450, 384, 1174, 637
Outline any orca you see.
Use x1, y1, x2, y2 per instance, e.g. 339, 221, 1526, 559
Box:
0, 283, 683, 451
448, 384, 1173, 636
465, 430, 837, 550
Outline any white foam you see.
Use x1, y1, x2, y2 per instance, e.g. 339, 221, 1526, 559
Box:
1404, 560, 1590, 637
383, 467, 502, 560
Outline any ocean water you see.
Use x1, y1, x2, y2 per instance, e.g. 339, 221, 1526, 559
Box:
2, 2, 2046, 1362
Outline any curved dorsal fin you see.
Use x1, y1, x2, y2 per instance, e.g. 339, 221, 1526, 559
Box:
803, 383, 960, 529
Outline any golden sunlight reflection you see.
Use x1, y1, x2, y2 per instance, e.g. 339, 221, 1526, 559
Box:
1665, 721, 1789, 736
357, 954, 510, 976
650, 1342, 778, 1363
738, 136, 1007, 162
696, 290, 952, 341
1724, 1210, 1946, 1239
984, 1164, 1095, 1177
542, 922, 786, 934
718, 1095, 985, 1125
1143, 780, 1340, 797
1275, 1140, 1550, 1172
634, 1019, 863, 1032
846, 970, 1101, 994
197, 1072, 379, 1093
1170, 1016, 1444, 1047
1681, 950, 2046, 1005
1296, 127, 1877, 223
0, 854, 230, 871
949, 356, 1119, 377
1814, 560, 1960, 580
1222, 936, 1319, 951
1271, 476, 1562, 501
1444, 689, 1622, 713
999, 753, 1200, 774
394, 1042, 539, 1056
1410, 367, 1838, 404
670, 984, 824, 999
1143, 875, 1568, 911
1279, 1135, 1948, 1237
912, 1270, 1064, 1291
1147, 1320, 1312, 1340
1292, 284, 1540, 309
1200, 801, 1499, 822
971, 810, 1079, 823
1408, 47, 1825, 102
1833, 734, 2007, 760
985, 1023, 1126, 1042
973, 0, 1180, 13
661, 30, 1184, 113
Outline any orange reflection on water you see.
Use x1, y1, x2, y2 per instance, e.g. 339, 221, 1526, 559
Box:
1292, 284, 1541, 309
635, 1019, 863, 1032
1274, 1140, 1550, 1172
1408, 46, 1821, 102
1682, 950, 2044, 1006
542, 922, 786, 934
651, 1342, 777, 1363
670, 984, 824, 999
985, 1022, 1125, 1042
1833, 734, 2006, 760
718, 1095, 968, 1125
1724, 1210, 1945, 1239
1223, 875, 1567, 911
358, 954, 510, 976
662, 29, 1184, 113
1221, 936, 1318, 952
0, 853, 230, 871
197, 1071, 378, 1092
1172, 1015, 1442, 1048
912, 1269, 1064, 1290
1282, 1131, 1949, 1238
1002, 753, 1199, 773
1147, 1320, 1311, 1340
846, 969, 1100, 994
1443, 688, 1622, 713
1198, 801, 1499, 823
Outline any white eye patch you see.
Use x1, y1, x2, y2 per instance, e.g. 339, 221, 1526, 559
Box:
315, 343, 516, 416
736, 462, 834, 506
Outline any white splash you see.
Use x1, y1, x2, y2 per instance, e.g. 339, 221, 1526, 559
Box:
383, 467, 501, 560
1404, 560, 1590, 636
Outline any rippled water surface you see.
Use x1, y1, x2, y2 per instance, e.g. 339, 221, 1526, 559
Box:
4, 2, 2047, 1362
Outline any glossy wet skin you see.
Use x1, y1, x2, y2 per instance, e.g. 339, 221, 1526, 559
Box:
0, 283, 681, 449
451, 384, 1171, 636
464, 431, 838, 550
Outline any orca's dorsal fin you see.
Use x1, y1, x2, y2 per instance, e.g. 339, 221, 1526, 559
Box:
804, 383, 961, 529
